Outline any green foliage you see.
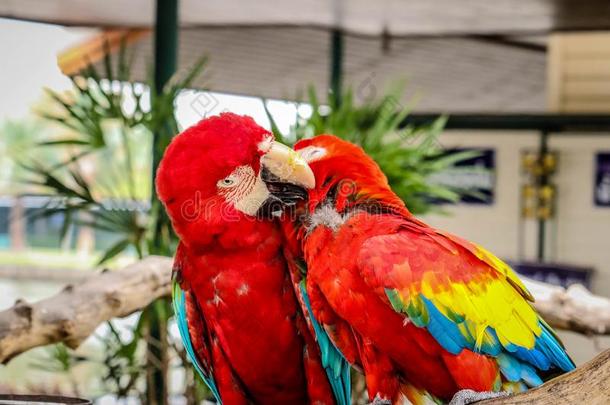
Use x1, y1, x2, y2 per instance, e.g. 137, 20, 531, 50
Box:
30, 321, 145, 400
15, 40, 208, 403
0, 120, 59, 195
96, 321, 145, 399
20, 50, 205, 264
28, 343, 88, 396
30, 343, 88, 373
266, 85, 480, 214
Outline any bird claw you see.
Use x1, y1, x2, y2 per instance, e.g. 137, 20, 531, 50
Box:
448, 389, 510, 405
368, 394, 392, 405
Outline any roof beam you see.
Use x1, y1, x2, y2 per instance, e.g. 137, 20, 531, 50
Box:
405, 113, 610, 132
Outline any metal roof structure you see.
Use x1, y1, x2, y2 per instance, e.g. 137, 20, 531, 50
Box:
4, 0, 610, 113
3, 0, 610, 35
57, 27, 546, 112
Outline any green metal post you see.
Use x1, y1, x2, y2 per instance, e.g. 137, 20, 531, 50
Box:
152, 0, 178, 178
149, 1, 178, 404
151, 0, 179, 252
537, 130, 549, 262
330, 29, 344, 107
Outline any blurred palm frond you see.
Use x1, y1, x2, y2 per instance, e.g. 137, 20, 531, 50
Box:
266, 84, 482, 214
21, 41, 206, 264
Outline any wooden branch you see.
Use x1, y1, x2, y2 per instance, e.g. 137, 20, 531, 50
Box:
523, 278, 610, 335
480, 349, 610, 404
0, 256, 172, 364
0, 255, 608, 366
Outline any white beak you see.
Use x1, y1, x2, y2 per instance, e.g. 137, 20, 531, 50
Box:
260, 141, 316, 189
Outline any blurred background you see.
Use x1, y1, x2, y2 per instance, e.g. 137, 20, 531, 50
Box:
0, 1, 609, 404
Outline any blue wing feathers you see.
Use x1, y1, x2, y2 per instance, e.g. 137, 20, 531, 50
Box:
300, 281, 352, 405
535, 322, 575, 372
172, 281, 222, 403
402, 293, 574, 389
420, 296, 469, 355
496, 353, 543, 387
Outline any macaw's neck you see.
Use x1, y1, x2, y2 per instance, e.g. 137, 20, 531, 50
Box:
178, 216, 280, 255
306, 170, 410, 219
298, 175, 410, 244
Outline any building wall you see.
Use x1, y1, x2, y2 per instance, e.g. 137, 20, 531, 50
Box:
550, 134, 610, 296
420, 130, 610, 364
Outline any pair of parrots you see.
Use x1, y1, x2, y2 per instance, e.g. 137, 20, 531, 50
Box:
155, 113, 574, 405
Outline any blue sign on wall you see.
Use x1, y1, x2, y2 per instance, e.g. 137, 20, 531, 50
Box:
431, 148, 496, 204
595, 152, 610, 207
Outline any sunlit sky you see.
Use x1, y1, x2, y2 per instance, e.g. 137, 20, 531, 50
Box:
0, 18, 305, 134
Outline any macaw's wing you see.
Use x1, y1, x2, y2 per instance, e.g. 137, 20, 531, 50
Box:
172, 249, 221, 403
357, 220, 574, 388
283, 248, 352, 405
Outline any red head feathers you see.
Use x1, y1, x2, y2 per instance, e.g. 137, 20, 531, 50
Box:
156, 112, 314, 249
294, 135, 410, 216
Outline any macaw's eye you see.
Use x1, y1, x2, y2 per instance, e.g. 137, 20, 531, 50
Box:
218, 177, 236, 187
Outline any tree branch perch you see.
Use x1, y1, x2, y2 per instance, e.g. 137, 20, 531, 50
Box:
0, 256, 172, 364
522, 278, 610, 335
0, 256, 608, 365
480, 349, 610, 404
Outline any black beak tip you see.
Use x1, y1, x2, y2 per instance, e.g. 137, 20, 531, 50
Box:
257, 167, 309, 219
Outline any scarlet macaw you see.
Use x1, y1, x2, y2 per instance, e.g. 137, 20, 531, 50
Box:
280, 135, 574, 404
156, 114, 350, 404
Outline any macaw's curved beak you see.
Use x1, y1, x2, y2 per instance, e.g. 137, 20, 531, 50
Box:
261, 141, 315, 189
259, 141, 315, 216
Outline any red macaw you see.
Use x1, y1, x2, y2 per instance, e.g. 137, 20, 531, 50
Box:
156, 114, 349, 404
280, 135, 574, 404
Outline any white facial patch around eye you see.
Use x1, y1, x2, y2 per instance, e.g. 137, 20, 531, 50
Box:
217, 165, 270, 216
297, 146, 327, 162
